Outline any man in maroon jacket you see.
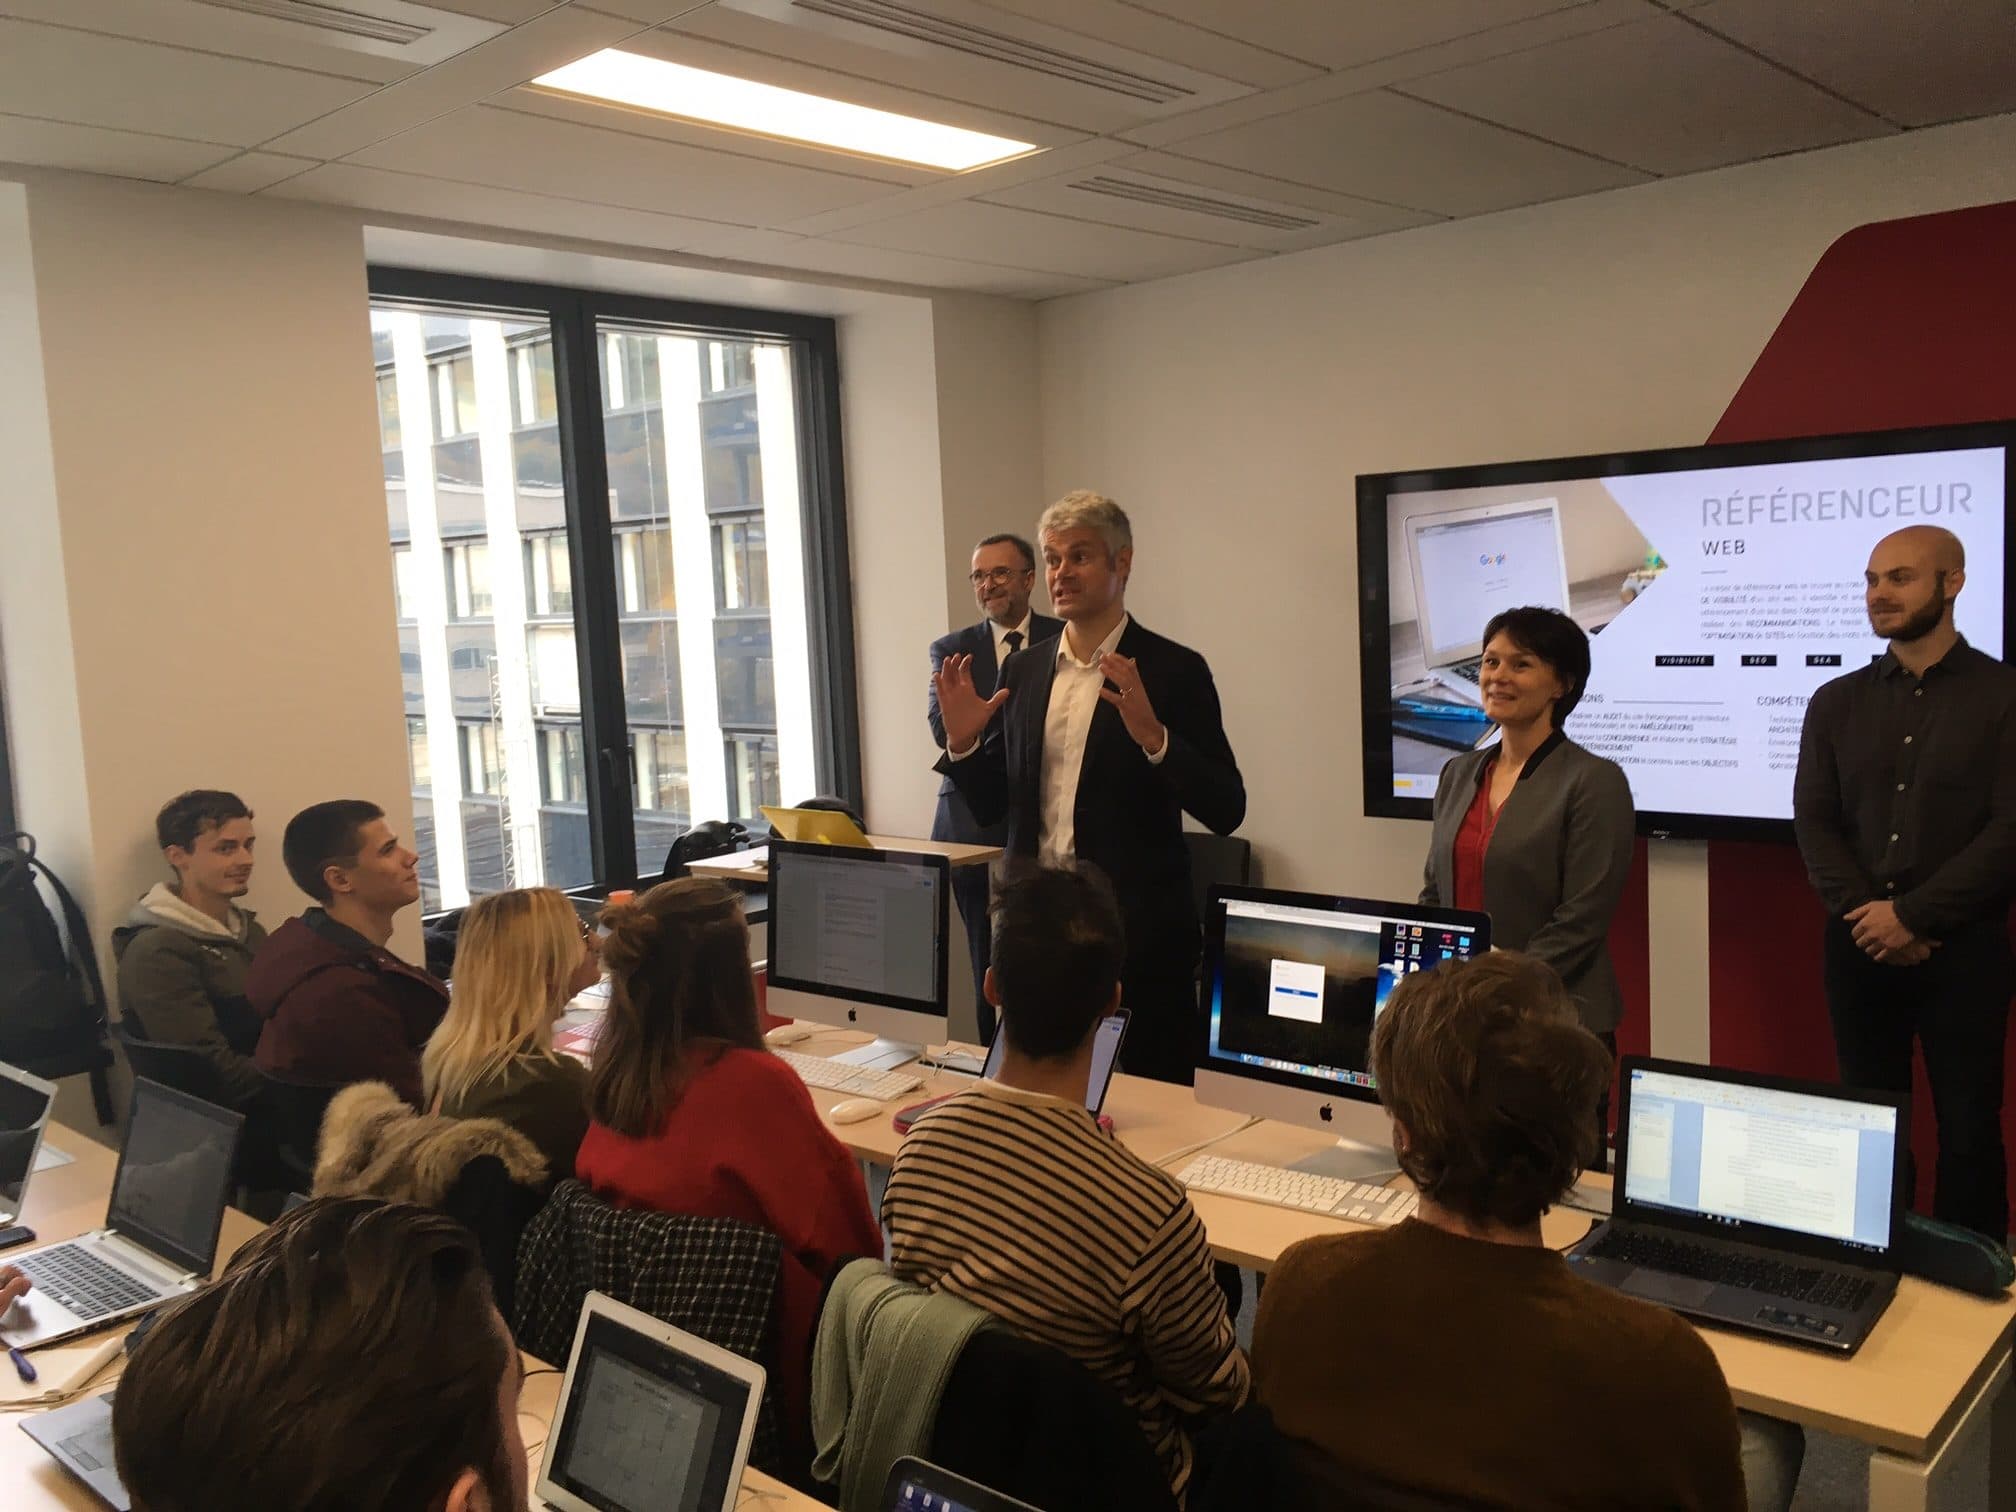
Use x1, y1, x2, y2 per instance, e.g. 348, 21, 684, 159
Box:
250, 800, 447, 1108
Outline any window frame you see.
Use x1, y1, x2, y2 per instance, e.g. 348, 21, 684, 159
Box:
369, 267, 862, 888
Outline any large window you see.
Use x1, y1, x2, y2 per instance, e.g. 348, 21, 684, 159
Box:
370, 274, 856, 907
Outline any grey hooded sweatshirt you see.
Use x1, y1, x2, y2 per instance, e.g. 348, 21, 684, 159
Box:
112, 884, 268, 1108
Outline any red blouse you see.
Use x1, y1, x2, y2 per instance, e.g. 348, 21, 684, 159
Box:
1451, 759, 1501, 916
576, 1046, 883, 1462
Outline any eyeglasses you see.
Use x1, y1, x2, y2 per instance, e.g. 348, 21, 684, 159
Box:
969, 566, 1032, 586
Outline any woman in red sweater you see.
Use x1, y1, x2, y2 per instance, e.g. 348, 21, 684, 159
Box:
574, 878, 882, 1461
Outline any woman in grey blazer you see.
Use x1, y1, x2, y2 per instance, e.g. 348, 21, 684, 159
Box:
1420, 606, 1635, 1162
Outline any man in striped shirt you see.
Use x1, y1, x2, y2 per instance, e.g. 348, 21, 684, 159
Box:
882, 865, 1249, 1502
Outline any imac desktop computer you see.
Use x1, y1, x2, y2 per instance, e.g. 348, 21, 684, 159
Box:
765, 839, 951, 1072
1195, 885, 1491, 1184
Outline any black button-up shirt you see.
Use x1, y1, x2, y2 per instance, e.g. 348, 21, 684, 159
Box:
1793, 637, 2016, 937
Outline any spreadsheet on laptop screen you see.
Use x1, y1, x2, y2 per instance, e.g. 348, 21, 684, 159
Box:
1622, 1068, 1897, 1253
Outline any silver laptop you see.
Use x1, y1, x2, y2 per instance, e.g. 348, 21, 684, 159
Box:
0, 1060, 57, 1228
1403, 497, 1572, 701
536, 1292, 766, 1512
22, 1390, 128, 1510
0, 1079, 241, 1349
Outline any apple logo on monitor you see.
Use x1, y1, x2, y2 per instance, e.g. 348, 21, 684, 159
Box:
847, 1008, 860, 1023
1318, 1103, 1334, 1123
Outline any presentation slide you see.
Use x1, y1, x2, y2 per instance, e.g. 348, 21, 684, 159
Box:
1379, 444, 2007, 822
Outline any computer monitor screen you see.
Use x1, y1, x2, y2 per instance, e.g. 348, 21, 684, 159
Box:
1201, 888, 1488, 1101
1359, 420, 2013, 838
1619, 1062, 1902, 1257
766, 842, 950, 1057
0, 1064, 54, 1219
107, 1079, 242, 1275
542, 1304, 762, 1512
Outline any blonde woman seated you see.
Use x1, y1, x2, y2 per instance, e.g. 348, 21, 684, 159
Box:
421, 887, 599, 1177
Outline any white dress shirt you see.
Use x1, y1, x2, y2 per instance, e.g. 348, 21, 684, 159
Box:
1040, 615, 1165, 865
988, 613, 1033, 672
949, 613, 1165, 865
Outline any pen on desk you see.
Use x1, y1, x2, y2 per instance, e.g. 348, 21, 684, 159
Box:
7, 1343, 35, 1384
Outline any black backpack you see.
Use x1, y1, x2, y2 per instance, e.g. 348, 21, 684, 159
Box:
0, 832, 114, 1119
660, 820, 750, 883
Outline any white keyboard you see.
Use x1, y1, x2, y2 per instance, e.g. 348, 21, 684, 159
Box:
1177, 1155, 1419, 1226
773, 1049, 921, 1102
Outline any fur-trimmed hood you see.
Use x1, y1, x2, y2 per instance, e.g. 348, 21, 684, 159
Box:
314, 1081, 548, 1207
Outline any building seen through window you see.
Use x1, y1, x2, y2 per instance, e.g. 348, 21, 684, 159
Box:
373, 306, 818, 910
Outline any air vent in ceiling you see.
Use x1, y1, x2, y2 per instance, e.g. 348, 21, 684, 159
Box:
789, 0, 1194, 105
189, 0, 503, 62
1066, 175, 1321, 231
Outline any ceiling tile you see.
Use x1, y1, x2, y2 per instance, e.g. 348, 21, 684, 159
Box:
0, 19, 378, 147
345, 103, 913, 224
179, 150, 320, 194
0, 0, 416, 83
660, 0, 1255, 136
979, 160, 1431, 250
1116, 0, 1661, 150
773, 136, 1135, 235
696, 227, 1117, 297
0, 111, 234, 181
266, 160, 741, 250
1402, 12, 1892, 176
1123, 0, 1587, 69
423, 0, 567, 20
977, 0, 1322, 89
262, 4, 640, 160
1165, 89, 1647, 217
1690, 0, 2016, 129
827, 199, 1261, 282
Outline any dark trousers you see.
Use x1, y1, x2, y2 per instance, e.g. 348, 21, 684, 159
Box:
1824, 918, 2014, 1240
1592, 1030, 1617, 1175
951, 862, 996, 1044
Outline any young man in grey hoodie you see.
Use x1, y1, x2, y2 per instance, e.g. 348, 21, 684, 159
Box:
112, 790, 267, 1109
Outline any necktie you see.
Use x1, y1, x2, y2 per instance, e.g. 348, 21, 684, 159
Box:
1003, 630, 1024, 659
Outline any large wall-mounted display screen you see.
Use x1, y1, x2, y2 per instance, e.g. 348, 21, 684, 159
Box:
1358, 422, 2012, 839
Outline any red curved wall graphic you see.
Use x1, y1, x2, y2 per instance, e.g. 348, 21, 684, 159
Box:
1703, 199, 2016, 1214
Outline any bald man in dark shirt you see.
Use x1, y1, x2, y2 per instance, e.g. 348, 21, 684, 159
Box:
1794, 525, 2016, 1239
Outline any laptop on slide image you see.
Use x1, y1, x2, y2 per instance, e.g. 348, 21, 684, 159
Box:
0, 1079, 242, 1350
1402, 497, 1572, 702
1568, 1057, 1905, 1355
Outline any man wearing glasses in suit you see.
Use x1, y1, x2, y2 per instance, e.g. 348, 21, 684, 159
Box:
929, 533, 1063, 1040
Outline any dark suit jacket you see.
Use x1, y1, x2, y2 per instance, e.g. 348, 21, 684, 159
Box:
1419, 731, 1636, 1032
936, 616, 1244, 966
928, 613, 1063, 845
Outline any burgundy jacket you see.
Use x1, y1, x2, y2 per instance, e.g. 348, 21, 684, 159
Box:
249, 911, 448, 1108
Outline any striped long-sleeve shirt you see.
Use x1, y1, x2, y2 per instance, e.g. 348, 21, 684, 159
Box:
881, 1079, 1250, 1500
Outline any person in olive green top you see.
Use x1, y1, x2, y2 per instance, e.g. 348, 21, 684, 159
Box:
113, 791, 268, 1109
422, 886, 599, 1177
1252, 952, 1755, 1511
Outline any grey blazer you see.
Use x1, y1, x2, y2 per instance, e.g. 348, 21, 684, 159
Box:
1419, 732, 1637, 1033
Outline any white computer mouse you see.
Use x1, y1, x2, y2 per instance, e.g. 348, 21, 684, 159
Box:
828, 1098, 883, 1125
764, 1022, 815, 1046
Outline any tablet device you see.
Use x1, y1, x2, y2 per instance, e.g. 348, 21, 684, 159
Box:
536, 1292, 766, 1512
894, 1010, 1130, 1133
882, 1455, 1041, 1512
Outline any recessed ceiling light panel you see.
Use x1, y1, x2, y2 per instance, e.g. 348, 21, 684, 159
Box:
532, 49, 1040, 172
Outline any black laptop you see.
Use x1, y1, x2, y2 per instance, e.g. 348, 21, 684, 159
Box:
1568, 1057, 1906, 1355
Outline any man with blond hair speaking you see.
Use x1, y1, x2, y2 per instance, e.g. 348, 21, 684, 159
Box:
934, 491, 1245, 1084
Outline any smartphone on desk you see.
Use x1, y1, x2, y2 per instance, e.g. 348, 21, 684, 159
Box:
894, 1009, 1130, 1133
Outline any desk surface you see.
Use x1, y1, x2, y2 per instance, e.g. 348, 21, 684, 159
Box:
2, 1126, 829, 1512
687, 837, 1000, 884
777, 1022, 2016, 1461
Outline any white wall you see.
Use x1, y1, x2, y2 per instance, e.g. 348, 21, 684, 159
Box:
2, 174, 417, 964
1037, 112, 2016, 918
